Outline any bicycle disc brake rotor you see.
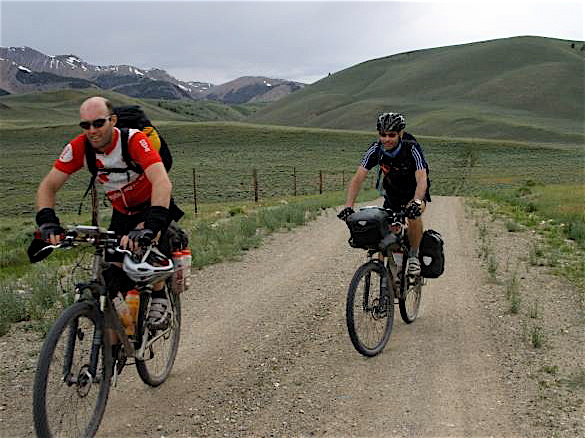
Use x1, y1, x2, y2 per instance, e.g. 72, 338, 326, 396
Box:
76, 364, 94, 397
370, 296, 389, 320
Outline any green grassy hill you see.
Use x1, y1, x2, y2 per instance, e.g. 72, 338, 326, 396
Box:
249, 36, 584, 144
0, 89, 257, 129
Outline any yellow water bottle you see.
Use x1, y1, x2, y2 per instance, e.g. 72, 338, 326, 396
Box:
113, 292, 134, 336
125, 289, 140, 333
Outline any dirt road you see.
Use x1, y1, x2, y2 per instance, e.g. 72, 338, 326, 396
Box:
95, 196, 519, 437
4, 196, 581, 437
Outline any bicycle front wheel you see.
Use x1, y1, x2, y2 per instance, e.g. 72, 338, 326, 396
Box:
136, 290, 181, 386
33, 301, 112, 438
346, 261, 394, 357
399, 275, 423, 323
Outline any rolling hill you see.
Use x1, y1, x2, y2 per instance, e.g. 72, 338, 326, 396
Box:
0, 89, 257, 128
249, 36, 585, 144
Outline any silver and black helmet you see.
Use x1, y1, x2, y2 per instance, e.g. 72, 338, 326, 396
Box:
377, 112, 406, 133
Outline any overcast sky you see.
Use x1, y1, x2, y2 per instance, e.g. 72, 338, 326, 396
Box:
1, 0, 583, 85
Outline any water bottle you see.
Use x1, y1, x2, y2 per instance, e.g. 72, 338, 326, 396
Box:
182, 249, 192, 290
125, 289, 140, 329
113, 292, 134, 336
172, 250, 184, 293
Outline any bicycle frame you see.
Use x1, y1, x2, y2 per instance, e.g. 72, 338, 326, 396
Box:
360, 210, 411, 301
38, 225, 175, 383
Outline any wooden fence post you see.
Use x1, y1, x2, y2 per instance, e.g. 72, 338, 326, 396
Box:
253, 169, 259, 202
293, 167, 297, 196
192, 168, 198, 215
319, 170, 323, 194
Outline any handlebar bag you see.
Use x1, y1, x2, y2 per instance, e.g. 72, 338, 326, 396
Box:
346, 208, 389, 250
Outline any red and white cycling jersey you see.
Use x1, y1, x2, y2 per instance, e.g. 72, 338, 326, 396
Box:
54, 128, 162, 214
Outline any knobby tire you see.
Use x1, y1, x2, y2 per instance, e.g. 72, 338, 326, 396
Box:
135, 289, 181, 386
33, 301, 112, 438
346, 261, 394, 357
398, 275, 422, 323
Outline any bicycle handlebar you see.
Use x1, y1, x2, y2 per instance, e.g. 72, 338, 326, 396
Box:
359, 206, 408, 223
31, 225, 146, 259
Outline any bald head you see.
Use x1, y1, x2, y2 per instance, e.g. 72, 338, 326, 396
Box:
80, 96, 113, 120
79, 96, 117, 151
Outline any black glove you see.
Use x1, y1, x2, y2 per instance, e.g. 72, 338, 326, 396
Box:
337, 207, 355, 222
36, 208, 64, 241
405, 200, 422, 219
144, 206, 170, 236
38, 222, 64, 241
127, 228, 155, 247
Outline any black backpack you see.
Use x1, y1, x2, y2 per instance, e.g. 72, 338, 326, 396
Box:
419, 229, 445, 278
84, 105, 172, 178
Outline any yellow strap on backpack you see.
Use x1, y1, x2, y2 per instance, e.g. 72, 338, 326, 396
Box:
142, 126, 161, 152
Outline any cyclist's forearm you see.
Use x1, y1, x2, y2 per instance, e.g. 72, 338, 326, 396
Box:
150, 183, 172, 208
36, 175, 63, 210
413, 170, 427, 201
36, 189, 56, 211
346, 177, 364, 207
145, 163, 172, 208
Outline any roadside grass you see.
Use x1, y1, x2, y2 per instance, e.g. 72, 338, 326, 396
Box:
477, 182, 585, 293
0, 189, 379, 336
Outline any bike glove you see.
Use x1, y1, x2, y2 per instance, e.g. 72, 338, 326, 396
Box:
127, 228, 155, 247
337, 207, 355, 222
38, 222, 64, 241
35, 208, 64, 241
405, 200, 422, 219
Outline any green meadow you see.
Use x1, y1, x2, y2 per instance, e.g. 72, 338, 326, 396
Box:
0, 86, 584, 335
1, 121, 583, 218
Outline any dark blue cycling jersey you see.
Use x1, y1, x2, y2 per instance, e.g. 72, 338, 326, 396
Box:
359, 132, 431, 207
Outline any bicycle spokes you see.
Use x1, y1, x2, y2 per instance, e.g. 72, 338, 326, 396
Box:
346, 261, 394, 356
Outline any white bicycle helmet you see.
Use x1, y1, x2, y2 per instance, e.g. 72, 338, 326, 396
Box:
122, 246, 174, 284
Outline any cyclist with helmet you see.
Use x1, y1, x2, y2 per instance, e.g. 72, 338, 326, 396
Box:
32, 96, 183, 329
338, 112, 430, 275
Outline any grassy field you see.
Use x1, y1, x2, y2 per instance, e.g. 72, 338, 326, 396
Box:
1, 121, 583, 218
1, 114, 584, 336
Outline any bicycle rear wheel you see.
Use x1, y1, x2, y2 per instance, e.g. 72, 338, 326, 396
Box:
136, 289, 181, 386
399, 275, 422, 323
33, 301, 112, 438
346, 261, 394, 357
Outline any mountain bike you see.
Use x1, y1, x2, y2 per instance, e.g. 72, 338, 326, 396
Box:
32, 225, 181, 438
345, 208, 424, 357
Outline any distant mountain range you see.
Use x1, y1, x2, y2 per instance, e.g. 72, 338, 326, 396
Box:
0, 46, 304, 103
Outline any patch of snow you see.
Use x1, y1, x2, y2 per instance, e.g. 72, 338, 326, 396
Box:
18, 65, 32, 73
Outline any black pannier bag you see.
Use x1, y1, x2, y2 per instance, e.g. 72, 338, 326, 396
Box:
346, 208, 390, 250
419, 229, 445, 278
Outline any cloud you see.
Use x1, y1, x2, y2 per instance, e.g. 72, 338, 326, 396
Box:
1, 1, 583, 84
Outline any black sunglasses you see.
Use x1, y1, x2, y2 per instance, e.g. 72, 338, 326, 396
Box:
79, 117, 111, 130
